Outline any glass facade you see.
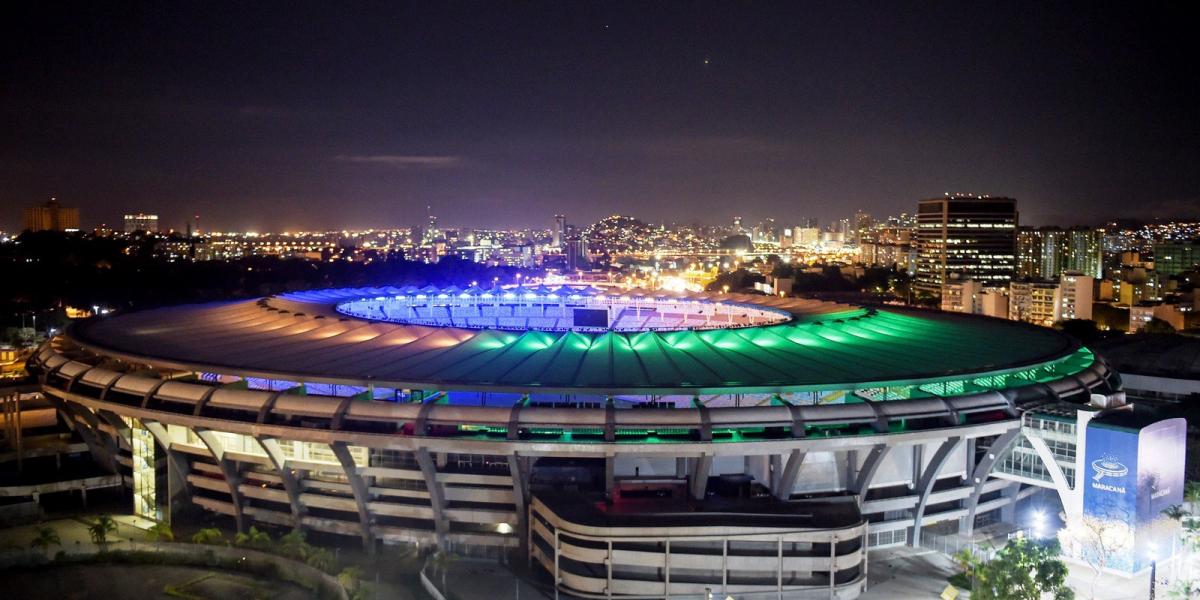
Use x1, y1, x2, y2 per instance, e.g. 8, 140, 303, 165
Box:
126, 418, 162, 521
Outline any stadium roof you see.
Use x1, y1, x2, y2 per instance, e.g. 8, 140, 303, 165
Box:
68, 286, 1086, 395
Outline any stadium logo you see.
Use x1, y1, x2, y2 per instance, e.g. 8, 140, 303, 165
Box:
1090, 457, 1128, 494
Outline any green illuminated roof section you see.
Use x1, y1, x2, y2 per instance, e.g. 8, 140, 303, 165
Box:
74, 292, 1088, 395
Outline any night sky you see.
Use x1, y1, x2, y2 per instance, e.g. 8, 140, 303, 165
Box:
3, 2, 1197, 232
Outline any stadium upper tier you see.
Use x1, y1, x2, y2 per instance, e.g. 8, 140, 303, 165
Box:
65, 285, 1095, 397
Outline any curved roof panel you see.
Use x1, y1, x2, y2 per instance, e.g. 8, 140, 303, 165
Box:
68, 286, 1083, 394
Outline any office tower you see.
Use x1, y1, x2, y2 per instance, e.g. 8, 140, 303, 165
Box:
22, 197, 80, 232
1154, 241, 1200, 277
914, 195, 1018, 298
853, 210, 873, 244
123, 212, 160, 233
553, 214, 566, 247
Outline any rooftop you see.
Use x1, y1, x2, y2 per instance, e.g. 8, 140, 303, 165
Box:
68, 285, 1087, 395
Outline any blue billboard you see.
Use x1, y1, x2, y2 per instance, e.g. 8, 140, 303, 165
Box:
1082, 417, 1186, 572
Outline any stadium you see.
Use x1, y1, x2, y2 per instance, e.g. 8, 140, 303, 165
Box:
28, 284, 1119, 599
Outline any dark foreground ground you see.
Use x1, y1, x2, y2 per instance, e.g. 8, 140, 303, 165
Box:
8, 563, 315, 600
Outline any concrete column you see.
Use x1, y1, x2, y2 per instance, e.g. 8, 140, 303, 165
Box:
689, 454, 713, 500
911, 437, 962, 547
911, 444, 924, 489
768, 454, 783, 493
605, 455, 615, 499
416, 447, 449, 548
961, 427, 1021, 535
845, 449, 859, 491
193, 427, 246, 533
852, 444, 891, 505
331, 441, 375, 552
255, 436, 307, 531
773, 449, 805, 500
508, 453, 531, 555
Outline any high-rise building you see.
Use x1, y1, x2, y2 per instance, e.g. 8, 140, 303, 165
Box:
552, 214, 566, 247
795, 227, 821, 245
852, 210, 873, 244
123, 212, 159, 233
915, 195, 1018, 298
1154, 241, 1200, 277
1017, 227, 1102, 280
860, 222, 914, 271
1063, 227, 1103, 279
22, 197, 80, 232
565, 235, 589, 271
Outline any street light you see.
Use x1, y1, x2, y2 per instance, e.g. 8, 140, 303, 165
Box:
1031, 510, 1046, 539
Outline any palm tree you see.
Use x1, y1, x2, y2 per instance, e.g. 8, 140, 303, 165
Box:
145, 522, 175, 543
305, 546, 337, 574
234, 526, 272, 550
1185, 481, 1200, 508
29, 526, 62, 554
1162, 504, 1190, 522
88, 514, 117, 550
428, 550, 458, 592
278, 529, 309, 560
337, 566, 364, 595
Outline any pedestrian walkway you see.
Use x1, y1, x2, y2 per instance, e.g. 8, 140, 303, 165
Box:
426, 558, 555, 600
860, 547, 960, 599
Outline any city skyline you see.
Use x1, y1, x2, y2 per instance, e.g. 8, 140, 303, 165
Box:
4, 3, 1198, 233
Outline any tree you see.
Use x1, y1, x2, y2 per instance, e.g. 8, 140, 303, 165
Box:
972, 536, 1073, 600
29, 526, 62, 554
1140, 317, 1176, 335
1164, 510, 1200, 599
145, 522, 174, 543
88, 514, 117, 550
277, 528, 310, 560
234, 526, 273, 550
1162, 504, 1190, 522
1185, 480, 1200, 509
337, 566, 364, 594
1059, 512, 1133, 600
191, 527, 226, 545
951, 548, 983, 590
305, 546, 337, 574
428, 550, 459, 592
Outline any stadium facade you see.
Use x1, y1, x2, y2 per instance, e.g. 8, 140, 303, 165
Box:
29, 284, 1120, 598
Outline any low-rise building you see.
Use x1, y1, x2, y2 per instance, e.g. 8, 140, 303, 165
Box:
1009, 279, 1060, 326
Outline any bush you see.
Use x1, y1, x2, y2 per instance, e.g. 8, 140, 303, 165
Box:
191, 528, 226, 545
